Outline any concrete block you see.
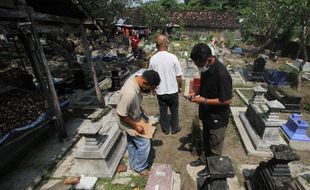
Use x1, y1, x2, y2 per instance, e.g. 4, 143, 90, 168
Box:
75, 176, 98, 190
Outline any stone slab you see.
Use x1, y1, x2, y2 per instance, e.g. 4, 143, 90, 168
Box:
230, 107, 273, 157
280, 129, 310, 151
145, 163, 178, 190
75, 176, 98, 190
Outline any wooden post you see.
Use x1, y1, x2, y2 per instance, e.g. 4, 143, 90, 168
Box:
21, 5, 67, 140
80, 23, 105, 106
19, 34, 46, 91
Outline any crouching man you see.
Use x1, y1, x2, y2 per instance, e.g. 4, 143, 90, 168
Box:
117, 70, 160, 176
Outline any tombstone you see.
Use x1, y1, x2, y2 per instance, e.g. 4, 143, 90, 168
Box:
265, 88, 302, 113
239, 85, 286, 155
110, 69, 121, 91
228, 67, 245, 85
281, 114, 310, 141
69, 117, 127, 178
145, 163, 181, 190
200, 156, 235, 190
243, 144, 300, 190
252, 57, 267, 76
293, 59, 310, 72
243, 56, 267, 82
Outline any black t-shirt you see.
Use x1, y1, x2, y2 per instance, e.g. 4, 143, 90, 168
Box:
199, 59, 232, 128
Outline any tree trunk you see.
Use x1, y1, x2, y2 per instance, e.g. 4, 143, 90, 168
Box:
297, 22, 308, 91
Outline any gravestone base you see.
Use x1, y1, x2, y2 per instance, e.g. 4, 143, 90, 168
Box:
69, 120, 127, 178
230, 107, 273, 157
280, 129, 310, 151
240, 112, 286, 152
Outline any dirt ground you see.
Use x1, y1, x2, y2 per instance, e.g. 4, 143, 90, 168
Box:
141, 91, 310, 189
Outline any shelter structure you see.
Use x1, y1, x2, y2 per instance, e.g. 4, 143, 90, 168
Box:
0, 0, 103, 173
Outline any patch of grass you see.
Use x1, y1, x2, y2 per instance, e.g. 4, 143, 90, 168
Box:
231, 92, 245, 107
95, 175, 147, 190
279, 64, 296, 72
233, 84, 254, 89
239, 89, 254, 100
130, 175, 148, 187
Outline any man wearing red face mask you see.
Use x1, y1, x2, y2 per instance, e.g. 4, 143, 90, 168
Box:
188, 43, 232, 178
117, 70, 160, 176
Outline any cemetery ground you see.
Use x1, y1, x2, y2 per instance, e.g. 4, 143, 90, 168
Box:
1, 40, 310, 189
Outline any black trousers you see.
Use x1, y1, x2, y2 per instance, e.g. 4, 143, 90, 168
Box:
157, 92, 179, 132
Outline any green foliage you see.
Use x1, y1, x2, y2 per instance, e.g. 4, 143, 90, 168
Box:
223, 30, 237, 48
139, 2, 169, 32
192, 32, 201, 41
159, 0, 179, 10
171, 20, 185, 40
80, 0, 130, 36
287, 71, 299, 89
95, 175, 147, 190
240, 0, 309, 50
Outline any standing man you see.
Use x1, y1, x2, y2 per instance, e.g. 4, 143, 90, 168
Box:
188, 43, 232, 177
149, 34, 183, 135
117, 70, 160, 176
130, 33, 140, 58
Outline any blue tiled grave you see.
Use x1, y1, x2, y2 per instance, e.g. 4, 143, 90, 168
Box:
281, 114, 310, 141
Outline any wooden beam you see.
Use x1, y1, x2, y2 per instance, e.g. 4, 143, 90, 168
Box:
36, 25, 81, 34
0, 7, 27, 18
80, 23, 104, 106
25, 19, 67, 140
32, 12, 81, 24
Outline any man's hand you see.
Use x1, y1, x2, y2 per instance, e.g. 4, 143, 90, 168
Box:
191, 96, 207, 104
187, 92, 196, 100
134, 123, 145, 134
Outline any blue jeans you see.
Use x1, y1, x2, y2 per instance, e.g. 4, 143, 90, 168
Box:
127, 134, 150, 172
157, 92, 179, 132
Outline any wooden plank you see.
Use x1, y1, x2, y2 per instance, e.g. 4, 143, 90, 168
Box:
26, 17, 67, 140
80, 23, 104, 106
32, 12, 80, 24
0, 7, 27, 18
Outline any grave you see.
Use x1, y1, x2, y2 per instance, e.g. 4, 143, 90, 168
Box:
145, 163, 181, 190
199, 156, 235, 190
263, 69, 288, 86
243, 144, 300, 190
237, 85, 286, 156
265, 87, 302, 113
227, 67, 245, 85
243, 57, 267, 82
292, 59, 310, 72
69, 116, 127, 178
281, 114, 310, 151
183, 60, 199, 79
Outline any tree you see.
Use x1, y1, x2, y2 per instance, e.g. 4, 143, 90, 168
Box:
138, 2, 169, 33
159, 0, 179, 10
240, 0, 296, 49
292, 0, 309, 90
79, 0, 130, 37
240, 0, 309, 90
